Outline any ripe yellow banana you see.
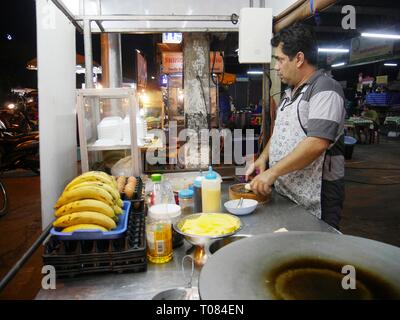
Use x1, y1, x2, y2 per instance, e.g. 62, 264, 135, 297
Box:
55, 185, 114, 208
113, 205, 123, 215
54, 199, 115, 218
68, 181, 121, 204
62, 224, 108, 233
53, 211, 117, 230
65, 174, 115, 192
81, 171, 118, 188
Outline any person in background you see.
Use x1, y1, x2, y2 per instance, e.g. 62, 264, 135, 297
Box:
219, 86, 232, 128
253, 99, 263, 114
245, 23, 346, 230
361, 105, 379, 125
359, 105, 380, 144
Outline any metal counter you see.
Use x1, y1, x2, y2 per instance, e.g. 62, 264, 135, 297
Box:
36, 183, 338, 300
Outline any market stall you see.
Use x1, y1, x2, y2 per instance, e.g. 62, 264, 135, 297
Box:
11, 0, 397, 302
36, 183, 338, 300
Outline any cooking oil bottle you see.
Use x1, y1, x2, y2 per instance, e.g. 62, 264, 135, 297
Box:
146, 204, 178, 263
201, 166, 221, 213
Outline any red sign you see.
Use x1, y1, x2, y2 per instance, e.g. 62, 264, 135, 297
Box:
162, 52, 183, 74
162, 52, 224, 74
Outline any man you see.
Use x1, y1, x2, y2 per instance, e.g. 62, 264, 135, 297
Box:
219, 86, 232, 128
245, 23, 346, 229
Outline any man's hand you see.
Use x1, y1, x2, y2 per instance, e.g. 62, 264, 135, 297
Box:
245, 155, 267, 181
249, 169, 278, 196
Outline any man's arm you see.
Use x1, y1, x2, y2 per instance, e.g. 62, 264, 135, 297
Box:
245, 138, 271, 179
250, 137, 330, 195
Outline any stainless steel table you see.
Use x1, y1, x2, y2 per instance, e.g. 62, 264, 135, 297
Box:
36, 183, 338, 300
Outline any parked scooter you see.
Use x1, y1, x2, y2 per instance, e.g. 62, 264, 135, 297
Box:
0, 121, 39, 174
0, 92, 40, 175
1, 92, 38, 133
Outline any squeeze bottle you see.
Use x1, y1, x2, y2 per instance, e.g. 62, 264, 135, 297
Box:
201, 166, 221, 213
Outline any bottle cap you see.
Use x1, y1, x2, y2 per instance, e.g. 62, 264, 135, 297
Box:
178, 189, 194, 199
151, 173, 162, 182
193, 176, 203, 188
148, 204, 181, 220
205, 166, 217, 180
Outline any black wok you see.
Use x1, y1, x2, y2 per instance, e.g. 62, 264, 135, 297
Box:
199, 231, 400, 300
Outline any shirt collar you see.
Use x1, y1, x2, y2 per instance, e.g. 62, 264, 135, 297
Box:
284, 69, 325, 100
304, 69, 325, 85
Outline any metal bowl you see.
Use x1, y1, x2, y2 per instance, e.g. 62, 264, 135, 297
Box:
173, 213, 242, 246
173, 213, 242, 266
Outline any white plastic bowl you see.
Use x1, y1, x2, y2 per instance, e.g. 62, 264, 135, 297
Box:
224, 199, 258, 216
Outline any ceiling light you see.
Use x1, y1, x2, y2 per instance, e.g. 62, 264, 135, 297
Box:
384, 63, 397, 66
361, 33, 400, 39
331, 62, 346, 68
318, 48, 349, 53
247, 70, 263, 75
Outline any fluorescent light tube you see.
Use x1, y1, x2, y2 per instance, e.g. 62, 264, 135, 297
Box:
331, 62, 346, 67
318, 48, 349, 53
247, 70, 264, 75
361, 33, 400, 39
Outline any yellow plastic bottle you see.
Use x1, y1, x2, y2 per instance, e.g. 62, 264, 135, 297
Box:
201, 167, 221, 213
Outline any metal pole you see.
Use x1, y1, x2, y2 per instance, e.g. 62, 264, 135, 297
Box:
0, 223, 52, 292
108, 34, 123, 88
84, 19, 94, 88
51, 0, 83, 33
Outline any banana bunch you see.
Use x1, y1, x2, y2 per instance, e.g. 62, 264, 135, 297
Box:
53, 171, 124, 233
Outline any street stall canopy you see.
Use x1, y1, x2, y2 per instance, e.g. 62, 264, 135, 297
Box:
51, 0, 306, 33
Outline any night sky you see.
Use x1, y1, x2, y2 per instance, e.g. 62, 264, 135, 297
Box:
1, 1, 37, 101
0, 0, 160, 102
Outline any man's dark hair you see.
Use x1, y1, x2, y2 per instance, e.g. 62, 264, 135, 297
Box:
271, 23, 318, 66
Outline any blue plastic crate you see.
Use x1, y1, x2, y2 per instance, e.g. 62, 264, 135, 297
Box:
365, 93, 390, 106
50, 201, 131, 240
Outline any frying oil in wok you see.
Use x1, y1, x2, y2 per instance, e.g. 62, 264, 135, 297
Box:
265, 258, 400, 300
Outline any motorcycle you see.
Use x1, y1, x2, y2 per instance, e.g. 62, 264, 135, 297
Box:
0, 92, 40, 175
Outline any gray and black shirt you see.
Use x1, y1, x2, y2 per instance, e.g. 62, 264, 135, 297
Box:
282, 69, 346, 183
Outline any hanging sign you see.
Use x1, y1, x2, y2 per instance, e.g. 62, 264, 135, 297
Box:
350, 36, 393, 64
162, 52, 224, 74
162, 33, 183, 44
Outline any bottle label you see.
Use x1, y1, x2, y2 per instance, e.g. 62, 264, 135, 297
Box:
146, 223, 172, 257
156, 240, 165, 254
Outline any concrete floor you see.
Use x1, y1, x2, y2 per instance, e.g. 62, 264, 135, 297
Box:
0, 134, 399, 299
341, 135, 400, 247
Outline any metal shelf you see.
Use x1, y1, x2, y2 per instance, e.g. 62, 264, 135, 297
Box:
87, 144, 132, 152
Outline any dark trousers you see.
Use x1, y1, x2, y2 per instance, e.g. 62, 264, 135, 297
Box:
321, 179, 345, 230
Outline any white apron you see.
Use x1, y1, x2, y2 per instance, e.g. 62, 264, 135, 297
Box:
269, 87, 325, 218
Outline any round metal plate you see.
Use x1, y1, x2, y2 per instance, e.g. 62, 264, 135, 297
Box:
199, 231, 400, 300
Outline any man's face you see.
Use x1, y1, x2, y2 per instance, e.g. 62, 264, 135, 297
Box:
273, 43, 299, 87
